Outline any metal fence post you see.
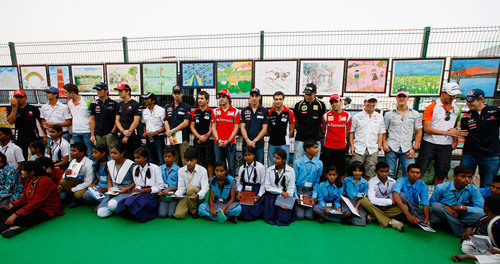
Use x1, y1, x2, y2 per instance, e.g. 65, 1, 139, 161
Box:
413, 26, 431, 110
260, 31, 264, 60
8, 42, 17, 66
122, 37, 129, 63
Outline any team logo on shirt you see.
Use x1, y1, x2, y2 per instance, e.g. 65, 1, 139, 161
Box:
127, 106, 133, 110
216, 110, 221, 115
313, 105, 318, 110
328, 116, 334, 121
301, 105, 307, 111
339, 116, 346, 121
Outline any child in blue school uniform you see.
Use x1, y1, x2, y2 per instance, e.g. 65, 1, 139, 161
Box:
116, 148, 163, 223
342, 161, 368, 226
157, 147, 180, 218
262, 149, 296, 226
82, 145, 110, 205
313, 166, 349, 223
96, 144, 136, 218
199, 161, 241, 223
236, 146, 266, 221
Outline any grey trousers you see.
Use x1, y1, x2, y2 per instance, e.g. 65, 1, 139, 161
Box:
158, 200, 178, 218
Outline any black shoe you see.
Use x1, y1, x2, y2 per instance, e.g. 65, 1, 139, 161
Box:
228, 216, 238, 224
192, 213, 199, 219
317, 217, 325, 224
69, 199, 81, 208
1, 226, 27, 238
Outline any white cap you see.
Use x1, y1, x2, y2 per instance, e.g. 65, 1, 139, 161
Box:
364, 94, 378, 101
442, 82, 461, 96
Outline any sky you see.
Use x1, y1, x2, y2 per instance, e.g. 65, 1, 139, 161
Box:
0, 0, 499, 43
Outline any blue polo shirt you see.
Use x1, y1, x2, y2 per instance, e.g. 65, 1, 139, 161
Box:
430, 181, 484, 213
393, 177, 430, 206
160, 163, 180, 188
240, 105, 269, 148
164, 101, 192, 141
314, 181, 343, 208
479, 188, 492, 199
293, 155, 323, 198
342, 176, 368, 198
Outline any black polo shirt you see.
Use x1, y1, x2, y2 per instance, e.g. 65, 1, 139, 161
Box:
268, 106, 295, 146
90, 98, 118, 136
191, 106, 212, 136
164, 101, 192, 140
6, 104, 40, 141
116, 99, 141, 131
293, 98, 326, 141
461, 105, 500, 156
240, 105, 269, 148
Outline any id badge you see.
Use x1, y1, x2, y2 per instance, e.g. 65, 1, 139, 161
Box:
304, 181, 312, 188
218, 198, 224, 202
357, 193, 365, 198
326, 203, 333, 208
245, 185, 252, 191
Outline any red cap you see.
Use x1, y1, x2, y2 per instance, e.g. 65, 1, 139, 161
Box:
114, 83, 131, 91
217, 89, 231, 98
329, 93, 341, 102
13, 90, 26, 97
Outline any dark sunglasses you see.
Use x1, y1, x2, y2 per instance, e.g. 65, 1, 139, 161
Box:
444, 111, 451, 121
14, 95, 25, 98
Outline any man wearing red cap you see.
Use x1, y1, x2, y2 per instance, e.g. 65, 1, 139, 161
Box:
114, 84, 141, 159
321, 94, 351, 176
211, 89, 240, 177
6, 90, 42, 159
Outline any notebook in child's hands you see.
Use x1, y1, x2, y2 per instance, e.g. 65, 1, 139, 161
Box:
64, 162, 83, 179
88, 186, 105, 201
159, 191, 176, 202
470, 235, 493, 253
216, 208, 227, 223
325, 208, 343, 215
240, 191, 256, 206
275, 194, 295, 210
105, 187, 120, 196
299, 195, 314, 207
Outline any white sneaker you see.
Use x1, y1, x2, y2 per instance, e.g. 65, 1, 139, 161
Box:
389, 219, 404, 232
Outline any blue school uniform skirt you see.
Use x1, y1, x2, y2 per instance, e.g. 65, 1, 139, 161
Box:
239, 184, 264, 221
262, 192, 294, 226
116, 193, 159, 223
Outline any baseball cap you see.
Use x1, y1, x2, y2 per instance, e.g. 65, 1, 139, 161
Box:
329, 94, 341, 102
141, 92, 156, 101
93, 82, 108, 90
304, 83, 317, 95
396, 88, 410, 97
465, 89, 485, 102
217, 89, 231, 98
364, 94, 378, 101
250, 88, 261, 96
344, 97, 352, 104
442, 82, 461, 96
44, 86, 60, 94
13, 90, 26, 97
114, 83, 131, 91
172, 85, 182, 94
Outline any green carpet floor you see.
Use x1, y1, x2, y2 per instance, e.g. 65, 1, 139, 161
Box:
0, 206, 462, 264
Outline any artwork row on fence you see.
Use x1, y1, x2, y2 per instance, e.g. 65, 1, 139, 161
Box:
0, 58, 499, 97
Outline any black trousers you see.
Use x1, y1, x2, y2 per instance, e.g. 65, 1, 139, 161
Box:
15, 136, 38, 160
321, 147, 347, 177
0, 206, 51, 232
417, 140, 453, 180
119, 133, 142, 160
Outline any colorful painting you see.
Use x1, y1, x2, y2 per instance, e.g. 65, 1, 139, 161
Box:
390, 59, 445, 96
254, 60, 298, 95
180, 62, 215, 88
0, 107, 14, 128
142, 63, 177, 94
217, 61, 252, 98
71, 65, 105, 93
0, 67, 20, 90
106, 64, 141, 94
48, 66, 71, 97
449, 58, 500, 97
20, 66, 48, 90
345, 59, 388, 93
299, 60, 344, 96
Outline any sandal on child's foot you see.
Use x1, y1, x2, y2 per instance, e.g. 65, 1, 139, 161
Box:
1, 226, 27, 238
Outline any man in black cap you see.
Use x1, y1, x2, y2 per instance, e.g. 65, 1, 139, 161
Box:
115, 83, 141, 159
164, 85, 191, 166
6, 90, 42, 159
141, 92, 165, 165
240, 88, 269, 164
90, 82, 119, 152
293, 83, 326, 161
344, 97, 352, 110
460, 88, 500, 188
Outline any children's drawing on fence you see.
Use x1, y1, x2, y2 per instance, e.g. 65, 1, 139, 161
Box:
254, 61, 297, 95
345, 60, 388, 93
143, 63, 177, 94
21, 66, 48, 90
181, 62, 215, 88
299, 60, 344, 95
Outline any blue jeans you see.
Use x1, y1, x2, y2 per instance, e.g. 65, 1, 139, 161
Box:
214, 144, 237, 177
461, 154, 499, 188
385, 149, 415, 179
146, 136, 165, 165
72, 132, 93, 158
267, 144, 290, 167
431, 202, 485, 237
293, 140, 321, 162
